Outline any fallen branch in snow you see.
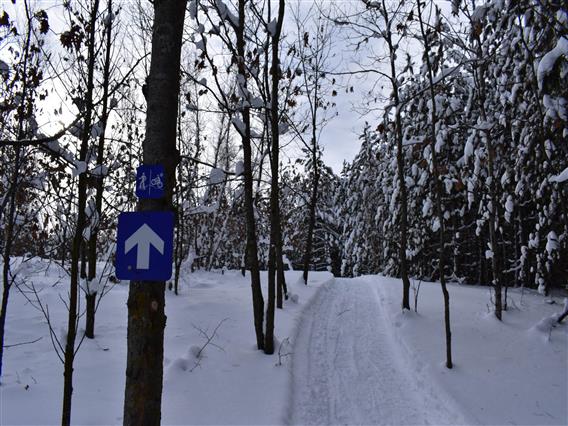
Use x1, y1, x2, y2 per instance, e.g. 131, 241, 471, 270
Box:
276, 337, 292, 367
412, 279, 422, 313
557, 298, 568, 324
189, 318, 228, 372
15, 281, 65, 363
3, 336, 43, 348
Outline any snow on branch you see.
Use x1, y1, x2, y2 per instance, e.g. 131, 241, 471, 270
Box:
549, 167, 568, 184
537, 38, 568, 91
214, 0, 239, 28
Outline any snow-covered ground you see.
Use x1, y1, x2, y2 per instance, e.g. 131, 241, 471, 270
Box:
1, 259, 330, 425
369, 275, 568, 426
1, 258, 567, 425
289, 278, 467, 425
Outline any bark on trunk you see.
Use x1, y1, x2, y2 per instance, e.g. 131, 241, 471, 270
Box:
123, 0, 186, 424
276, 230, 288, 308
80, 241, 87, 279
265, 244, 276, 354
85, 293, 96, 339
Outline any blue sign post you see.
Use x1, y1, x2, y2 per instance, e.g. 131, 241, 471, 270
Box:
116, 211, 174, 281
136, 165, 165, 199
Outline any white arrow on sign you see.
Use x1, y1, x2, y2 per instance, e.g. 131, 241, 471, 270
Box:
124, 223, 165, 270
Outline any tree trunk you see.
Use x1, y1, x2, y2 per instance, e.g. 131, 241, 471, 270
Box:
417, 0, 452, 368
60, 197, 72, 269
62, 0, 100, 422
0, 148, 21, 384
62, 203, 84, 426
85, 0, 113, 339
265, 243, 276, 354
0, 274, 11, 383
173, 202, 183, 294
62, 99, 91, 426
276, 226, 288, 308
236, 0, 264, 350
469, 20, 503, 320
173, 113, 184, 295
265, 0, 286, 353
80, 241, 87, 279
487, 142, 502, 320
382, 7, 411, 309
85, 293, 96, 338
123, 0, 186, 424
302, 143, 319, 285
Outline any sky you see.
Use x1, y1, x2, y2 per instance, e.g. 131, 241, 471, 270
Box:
316, 0, 456, 173
1, 0, 456, 174
317, 86, 371, 173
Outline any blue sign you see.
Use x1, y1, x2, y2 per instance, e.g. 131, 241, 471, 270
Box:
136, 165, 165, 199
116, 211, 174, 281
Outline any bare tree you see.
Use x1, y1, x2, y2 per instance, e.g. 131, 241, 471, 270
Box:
265, 0, 286, 355
0, 0, 47, 383
61, 0, 101, 422
85, 0, 115, 339
289, 1, 336, 285
235, 0, 265, 350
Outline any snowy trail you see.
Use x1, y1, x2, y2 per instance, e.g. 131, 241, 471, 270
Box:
289, 277, 466, 426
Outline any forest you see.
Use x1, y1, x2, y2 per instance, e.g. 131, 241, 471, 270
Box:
0, 0, 567, 424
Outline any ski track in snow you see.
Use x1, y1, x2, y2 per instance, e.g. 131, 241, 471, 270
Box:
289, 277, 466, 426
